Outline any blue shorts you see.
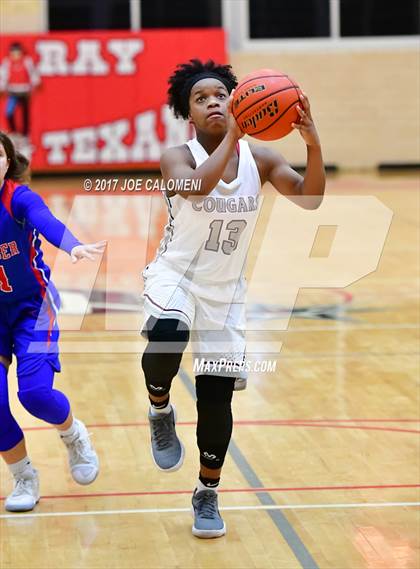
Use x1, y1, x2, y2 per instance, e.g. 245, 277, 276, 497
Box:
0, 286, 61, 376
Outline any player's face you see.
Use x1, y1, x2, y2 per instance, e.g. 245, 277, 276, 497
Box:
10, 48, 23, 61
0, 144, 10, 184
188, 79, 229, 134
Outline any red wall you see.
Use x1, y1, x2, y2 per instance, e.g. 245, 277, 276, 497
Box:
0, 29, 226, 172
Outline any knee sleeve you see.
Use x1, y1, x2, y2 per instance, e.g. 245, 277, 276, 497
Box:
17, 362, 70, 425
142, 318, 189, 397
196, 374, 235, 469
0, 363, 24, 451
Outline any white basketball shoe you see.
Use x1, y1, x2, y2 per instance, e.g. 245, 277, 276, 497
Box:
5, 468, 40, 512
61, 419, 99, 485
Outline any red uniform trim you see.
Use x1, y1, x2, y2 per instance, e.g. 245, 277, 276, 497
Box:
44, 292, 56, 345
28, 232, 55, 343
0, 179, 19, 218
28, 232, 47, 292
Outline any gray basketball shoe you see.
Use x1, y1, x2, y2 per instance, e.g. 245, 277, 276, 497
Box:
148, 405, 184, 471
192, 489, 226, 538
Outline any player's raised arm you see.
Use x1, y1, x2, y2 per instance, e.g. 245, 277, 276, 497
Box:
251, 92, 325, 210
290, 92, 326, 208
11, 186, 106, 262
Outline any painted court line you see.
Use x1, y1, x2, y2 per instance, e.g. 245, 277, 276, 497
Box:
20, 417, 420, 430
279, 323, 420, 331
1, 501, 418, 520
19, 419, 420, 435
64, 322, 419, 337
269, 351, 419, 360
271, 423, 420, 434
178, 367, 319, 569
1, 482, 418, 502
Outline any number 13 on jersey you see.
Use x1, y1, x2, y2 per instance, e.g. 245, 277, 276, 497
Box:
205, 220, 248, 255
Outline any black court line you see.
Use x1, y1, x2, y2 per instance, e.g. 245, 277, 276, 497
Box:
178, 367, 320, 569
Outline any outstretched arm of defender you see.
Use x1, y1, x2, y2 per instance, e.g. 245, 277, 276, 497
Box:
11, 186, 106, 259
70, 242, 106, 264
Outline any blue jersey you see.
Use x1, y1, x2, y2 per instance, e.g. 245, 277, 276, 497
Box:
0, 179, 80, 303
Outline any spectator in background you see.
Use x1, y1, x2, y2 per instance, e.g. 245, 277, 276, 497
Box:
0, 42, 40, 146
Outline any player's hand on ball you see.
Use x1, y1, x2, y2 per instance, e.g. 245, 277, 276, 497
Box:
292, 92, 320, 147
70, 241, 107, 263
227, 90, 244, 140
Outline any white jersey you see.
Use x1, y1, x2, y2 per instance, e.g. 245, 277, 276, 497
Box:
147, 138, 261, 299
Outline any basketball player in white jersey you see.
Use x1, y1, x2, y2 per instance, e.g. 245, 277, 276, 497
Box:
141, 59, 325, 538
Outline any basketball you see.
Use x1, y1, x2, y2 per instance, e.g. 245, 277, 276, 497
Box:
232, 69, 301, 140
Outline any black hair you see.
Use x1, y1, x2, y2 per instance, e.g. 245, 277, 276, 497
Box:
167, 59, 237, 120
9, 42, 23, 52
0, 132, 30, 182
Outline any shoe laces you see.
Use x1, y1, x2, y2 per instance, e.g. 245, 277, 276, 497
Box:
151, 414, 174, 451
11, 477, 35, 497
66, 431, 95, 464
195, 491, 219, 519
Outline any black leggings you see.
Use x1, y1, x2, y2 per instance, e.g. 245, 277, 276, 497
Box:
141, 317, 235, 469
142, 317, 189, 397
195, 374, 235, 469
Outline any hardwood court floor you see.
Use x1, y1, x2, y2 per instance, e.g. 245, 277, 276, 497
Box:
0, 172, 419, 569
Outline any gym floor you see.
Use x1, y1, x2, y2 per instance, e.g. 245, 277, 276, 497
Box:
0, 171, 418, 569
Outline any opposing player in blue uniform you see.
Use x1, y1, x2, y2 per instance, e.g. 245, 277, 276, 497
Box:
0, 131, 106, 512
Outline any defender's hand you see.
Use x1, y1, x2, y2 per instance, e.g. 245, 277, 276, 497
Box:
70, 241, 107, 263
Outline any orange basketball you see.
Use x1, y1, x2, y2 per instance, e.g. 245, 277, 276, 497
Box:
232, 69, 301, 141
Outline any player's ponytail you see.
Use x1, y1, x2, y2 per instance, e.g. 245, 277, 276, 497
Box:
10, 151, 30, 183
0, 131, 30, 183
